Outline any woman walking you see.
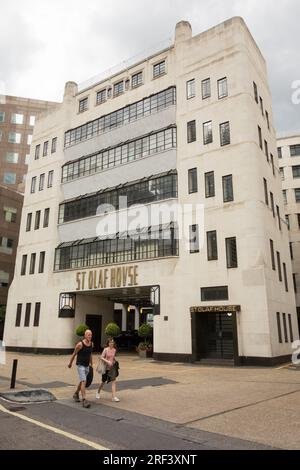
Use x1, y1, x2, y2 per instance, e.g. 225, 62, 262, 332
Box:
96, 338, 120, 402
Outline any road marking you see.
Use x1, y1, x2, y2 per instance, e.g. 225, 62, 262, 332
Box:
0, 404, 109, 450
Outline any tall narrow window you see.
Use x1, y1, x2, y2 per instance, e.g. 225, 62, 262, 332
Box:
283, 263, 288, 292
277, 147, 282, 159
259, 97, 264, 115
270, 239, 276, 271
218, 77, 228, 99
280, 168, 285, 181
35, 145, 40, 160
79, 97, 88, 113
264, 140, 269, 161
220, 122, 230, 146
189, 225, 199, 254
187, 120, 196, 143
222, 175, 234, 202
47, 170, 54, 188
253, 82, 258, 103
288, 314, 294, 343
276, 312, 283, 343
34, 302, 41, 327
263, 178, 268, 205
276, 206, 281, 231
39, 173, 45, 191
293, 274, 297, 293
24, 303, 31, 327
203, 121, 213, 145
201, 78, 211, 99
43, 208, 50, 228
26, 213, 32, 232
270, 192, 275, 217
21, 255, 27, 275
29, 253, 36, 274
266, 111, 270, 130
207, 231, 218, 261
290, 242, 294, 260
132, 72, 142, 88
286, 215, 290, 230
30, 176, 37, 194
15, 303, 22, 327
51, 137, 57, 154
277, 251, 282, 282
43, 141, 48, 157
282, 313, 288, 343
205, 172, 215, 198
38, 252, 45, 274
258, 126, 263, 149
270, 154, 275, 175
34, 211, 41, 230
186, 79, 195, 99
226, 237, 238, 268
188, 168, 198, 194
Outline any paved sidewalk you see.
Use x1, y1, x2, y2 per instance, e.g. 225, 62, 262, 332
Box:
1, 352, 300, 449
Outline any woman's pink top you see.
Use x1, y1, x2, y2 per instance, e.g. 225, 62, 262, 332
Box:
102, 347, 116, 370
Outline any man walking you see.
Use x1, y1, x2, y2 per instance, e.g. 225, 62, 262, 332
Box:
68, 329, 93, 408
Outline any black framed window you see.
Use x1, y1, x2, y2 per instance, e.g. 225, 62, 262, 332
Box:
24, 303, 31, 327
293, 274, 297, 293
35, 144, 40, 160
132, 72, 143, 88
292, 166, 300, 178
207, 231, 218, 261
218, 77, 228, 99
39, 173, 45, 191
30, 176, 36, 194
43, 141, 48, 157
226, 237, 237, 268
79, 97, 88, 113
34, 302, 41, 327
290, 242, 294, 260
29, 253, 36, 275
21, 254, 27, 275
253, 82, 258, 103
295, 189, 300, 203
96, 89, 106, 104
270, 192, 275, 217
26, 213, 32, 232
153, 61, 165, 78
277, 251, 282, 282
201, 286, 228, 301
201, 78, 211, 99
276, 312, 283, 343
290, 145, 300, 157
15, 303, 22, 327
51, 137, 57, 154
186, 79, 195, 99
113, 81, 124, 96
266, 111, 270, 130
286, 215, 290, 230
38, 252, 45, 274
222, 175, 234, 202
263, 178, 268, 205
277, 147, 282, 158
283, 263, 288, 292
276, 206, 281, 231
47, 170, 54, 188
34, 210, 41, 230
43, 208, 50, 228
270, 239, 276, 270
205, 171, 215, 198
188, 168, 197, 194
270, 154, 275, 175
288, 314, 294, 343
258, 126, 263, 149
260, 97, 264, 115
203, 121, 213, 145
282, 313, 288, 343
264, 140, 269, 161
189, 225, 199, 254
187, 120, 196, 143
220, 122, 230, 146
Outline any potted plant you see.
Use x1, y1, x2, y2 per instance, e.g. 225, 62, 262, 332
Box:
75, 324, 89, 337
104, 322, 121, 339
137, 323, 153, 358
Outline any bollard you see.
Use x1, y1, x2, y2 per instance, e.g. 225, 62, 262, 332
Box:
10, 359, 18, 389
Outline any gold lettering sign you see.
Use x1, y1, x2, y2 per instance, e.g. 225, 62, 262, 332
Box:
76, 265, 139, 291
190, 306, 241, 314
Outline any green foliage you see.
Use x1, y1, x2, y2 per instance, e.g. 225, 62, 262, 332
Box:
137, 340, 153, 351
105, 322, 121, 338
0, 306, 6, 322
75, 324, 89, 337
138, 322, 153, 339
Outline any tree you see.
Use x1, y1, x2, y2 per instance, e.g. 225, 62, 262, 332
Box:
75, 324, 89, 337
104, 323, 121, 338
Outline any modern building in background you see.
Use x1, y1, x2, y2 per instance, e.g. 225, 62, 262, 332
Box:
4, 17, 298, 365
0, 96, 58, 310
277, 132, 300, 333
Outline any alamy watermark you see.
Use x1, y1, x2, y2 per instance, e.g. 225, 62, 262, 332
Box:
292, 80, 300, 104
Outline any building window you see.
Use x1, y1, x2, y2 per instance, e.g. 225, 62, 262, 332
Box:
259, 97, 264, 115
297, 214, 300, 229
96, 89, 107, 104
264, 140, 269, 161
277, 147, 282, 159
277, 251, 282, 282
222, 175, 234, 203
207, 231, 218, 261
258, 126, 263, 150
218, 77, 228, 99
283, 262, 288, 292
220, 122, 230, 146
276, 312, 283, 343
6, 152, 18, 164
11, 113, 24, 124
38, 252, 45, 274
226, 237, 238, 268
34, 302, 41, 327
113, 81, 124, 96
43, 208, 50, 228
3, 172, 16, 185
30, 176, 37, 194
187, 120, 196, 143
292, 166, 300, 179
285, 215, 290, 230
34, 211, 41, 230
21, 254, 27, 275
290, 242, 294, 260
29, 253, 36, 274
201, 286, 228, 301
205, 171, 215, 198
293, 274, 297, 293
188, 168, 198, 194
203, 121, 213, 145
270, 192, 275, 217
132, 72, 143, 88
280, 168, 285, 181
288, 314, 294, 343
39, 173, 45, 191
26, 213, 32, 232
4, 207, 17, 223
0, 270, 9, 287
201, 78, 211, 99
24, 303, 31, 327
266, 111, 270, 130
8, 132, 21, 144
263, 178, 268, 205
290, 145, 300, 157
189, 225, 199, 254
0, 111, 5, 122
282, 313, 288, 343
153, 60, 165, 78
276, 206, 281, 231
15, 304, 22, 327
51, 137, 57, 154
29, 115, 36, 126
270, 239, 276, 270
47, 170, 54, 188
253, 82, 258, 103
295, 189, 300, 203
27, 135, 32, 145
0, 237, 13, 253
270, 154, 275, 175
35, 144, 40, 160
79, 97, 88, 113
186, 79, 195, 99
43, 141, 48, 157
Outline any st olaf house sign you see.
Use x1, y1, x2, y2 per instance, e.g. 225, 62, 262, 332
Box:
76, 265, 139, 291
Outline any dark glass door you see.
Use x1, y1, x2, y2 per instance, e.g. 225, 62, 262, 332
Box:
196, 313, 234, 360
86, 314, 102, 352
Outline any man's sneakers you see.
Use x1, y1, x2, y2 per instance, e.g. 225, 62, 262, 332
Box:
82, 399, 91, 408
73, 391, 80, 402
112, 396, 120, 402
95, 392, 100, 399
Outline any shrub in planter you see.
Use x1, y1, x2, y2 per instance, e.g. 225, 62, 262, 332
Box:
76, 324, 90, 337
137, 323, 153, 356
104, 322, 121, 339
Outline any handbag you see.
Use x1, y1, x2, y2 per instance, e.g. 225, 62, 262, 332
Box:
86, 365, 93, 388
96, 357, 106, 375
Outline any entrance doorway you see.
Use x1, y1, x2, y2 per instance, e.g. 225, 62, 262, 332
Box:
86, 314, 102, 352
194, 313, 236, 361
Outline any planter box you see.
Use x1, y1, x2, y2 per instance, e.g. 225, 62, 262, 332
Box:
138, 349, 153, 358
